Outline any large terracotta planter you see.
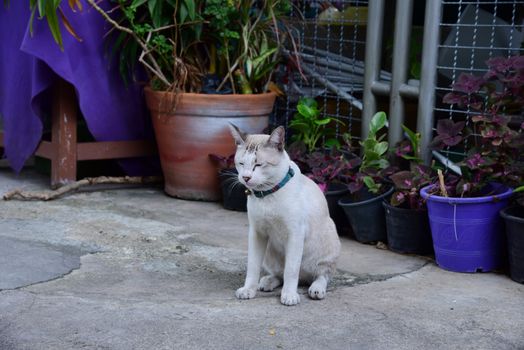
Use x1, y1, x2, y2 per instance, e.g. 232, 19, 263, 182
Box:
144, 87, 275, 200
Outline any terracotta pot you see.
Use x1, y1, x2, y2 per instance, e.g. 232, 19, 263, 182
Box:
144, 87, 275, 200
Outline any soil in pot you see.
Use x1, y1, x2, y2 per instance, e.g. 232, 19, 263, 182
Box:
500, 206, 524, 283
338, 187, 394, 243
383, 201, 434, 255
218, 169, 247, 212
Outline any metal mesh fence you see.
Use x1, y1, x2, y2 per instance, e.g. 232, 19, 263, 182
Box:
277, 0, 522, 158
275, 0, 374, 142
435, 1, 524, 159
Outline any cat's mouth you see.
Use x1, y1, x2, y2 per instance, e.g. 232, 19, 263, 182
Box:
241, 180, 263, 191
242, 182, 258, 190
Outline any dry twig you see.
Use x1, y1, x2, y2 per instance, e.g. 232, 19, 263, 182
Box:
3, 176, 162, 201
437, 169, 448, 197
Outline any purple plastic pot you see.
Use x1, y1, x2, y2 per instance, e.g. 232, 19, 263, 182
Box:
420, 183, 512, 273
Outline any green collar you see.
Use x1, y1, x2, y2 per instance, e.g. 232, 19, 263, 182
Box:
246, 167, 295, 198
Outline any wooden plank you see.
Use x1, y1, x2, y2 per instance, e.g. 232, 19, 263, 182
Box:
3, 78, 158, 189
77, 140, 157, 161
34, 141, 55, 158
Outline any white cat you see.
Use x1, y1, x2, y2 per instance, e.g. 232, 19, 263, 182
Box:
229, 124, 341, 306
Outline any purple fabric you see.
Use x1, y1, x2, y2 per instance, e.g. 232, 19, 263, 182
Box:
0, 1, 159, 175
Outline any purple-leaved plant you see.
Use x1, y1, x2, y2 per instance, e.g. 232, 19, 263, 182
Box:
433, 55, 524, 197
390, 164, 434, 210
389, 124, 436, 209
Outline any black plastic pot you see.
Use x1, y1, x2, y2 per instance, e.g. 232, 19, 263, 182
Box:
383, 201, 434, 255
500, 206, 524, 283
324, 183, 350, 235
218, 169, 247, 211
338, 187, 394, 243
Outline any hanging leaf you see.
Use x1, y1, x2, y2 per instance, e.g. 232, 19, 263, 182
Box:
58, 7, 82, 42
68, 0, 82, 12
183, 0, 196, 21
131, 0, 148, 8
178, 2, 188, 23
44, 1, 63, 49
148, 0, 164, 28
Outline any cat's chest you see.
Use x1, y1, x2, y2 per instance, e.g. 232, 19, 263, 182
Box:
248, 197, 295, 238
250, 205, 286, 227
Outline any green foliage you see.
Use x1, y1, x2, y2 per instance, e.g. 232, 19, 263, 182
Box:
515, 185, 524, 193
24, 0, 83, 50
394, 124, 422, 164
360, 112, 390, 171
17, 0, 295, 93
109, 0, 294, 92
362, 175, 382, 194
289, 97, 343, 153
343, 111, 393, 195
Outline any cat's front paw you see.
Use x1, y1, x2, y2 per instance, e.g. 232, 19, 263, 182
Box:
235, 286, 257, 300
280, 290, 300, 306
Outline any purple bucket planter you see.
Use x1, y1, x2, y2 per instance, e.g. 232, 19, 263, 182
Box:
420, 183, 512, 273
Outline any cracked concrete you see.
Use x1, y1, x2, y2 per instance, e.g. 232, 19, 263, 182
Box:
0, 168, 523, 350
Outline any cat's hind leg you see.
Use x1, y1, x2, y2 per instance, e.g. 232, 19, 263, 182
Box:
308, 262, 335, 300
308, 275, 328, 300
258, 275, 282, 292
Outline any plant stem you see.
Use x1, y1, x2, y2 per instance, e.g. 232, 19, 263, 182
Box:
437, 169, 448, 197
85, 0, 171, 88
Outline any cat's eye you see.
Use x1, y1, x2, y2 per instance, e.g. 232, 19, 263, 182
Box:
253, 163, 262, 169
239, 162, 244, 166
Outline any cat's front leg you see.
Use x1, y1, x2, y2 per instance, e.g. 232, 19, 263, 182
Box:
236, 226, 268, 300
280, 228, 305, 306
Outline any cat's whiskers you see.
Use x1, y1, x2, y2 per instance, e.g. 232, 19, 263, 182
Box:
221, 172, 243, 196
226, 178, 244, 197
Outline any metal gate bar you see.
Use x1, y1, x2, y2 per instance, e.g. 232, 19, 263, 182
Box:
418, 0, 443, 164
362, 0, 443, 164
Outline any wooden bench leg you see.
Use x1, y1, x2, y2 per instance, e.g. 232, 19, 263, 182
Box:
51, 80, 77, 189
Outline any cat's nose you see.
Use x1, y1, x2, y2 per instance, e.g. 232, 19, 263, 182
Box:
243, 176, 251, 183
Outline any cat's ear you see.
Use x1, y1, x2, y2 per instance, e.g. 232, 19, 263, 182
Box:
229, 123, 246, 146
267, 126, 285, 151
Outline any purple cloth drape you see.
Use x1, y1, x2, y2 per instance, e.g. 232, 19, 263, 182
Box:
0, 1, 159, 175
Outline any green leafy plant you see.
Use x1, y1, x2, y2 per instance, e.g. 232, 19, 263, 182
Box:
84, 0, 298, 93
343, 111, 395, 196
289, 97, 343, 153
359, 111, 390, 172
513, 185, 524, 207
389, 124, 436, 209
395, 124, 422, 164
22, 0, 298, 93
362, 175, 382, 194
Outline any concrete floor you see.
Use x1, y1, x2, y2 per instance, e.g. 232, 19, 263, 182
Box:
0, 167, 523, 350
